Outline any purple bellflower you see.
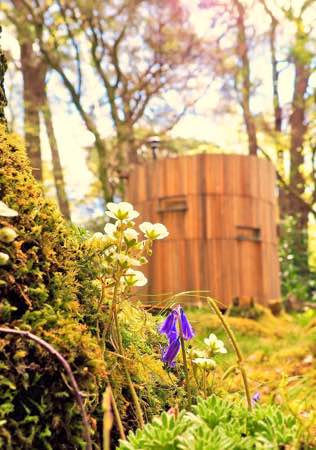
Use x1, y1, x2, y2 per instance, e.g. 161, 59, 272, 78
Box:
251, 392, 260, 406
161, 337, 181, 367
179, 307, 195, 340
158, 309, 177, 338
159, 305, 195, 367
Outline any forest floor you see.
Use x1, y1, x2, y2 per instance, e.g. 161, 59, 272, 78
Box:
187, 307, 316, 422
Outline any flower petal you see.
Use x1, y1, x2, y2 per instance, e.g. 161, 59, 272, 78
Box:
180, 308, 195, 340
161, 337, 181, 367
158, 310, 178, 337
0, 201, 18, 217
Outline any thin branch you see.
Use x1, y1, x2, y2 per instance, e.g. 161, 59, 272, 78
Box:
300, 0, 316, 16
259, 0, 282, 132
258, 146, 316, 217
0, 327, 92, 450
86, 18, 120, 127
56, 0, 82, 98
112, 25, 127, 89
310, 140, 316, 204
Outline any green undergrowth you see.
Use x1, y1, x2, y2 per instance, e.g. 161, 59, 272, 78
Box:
118, 395, 315, 449
0, 128, 172, 449
118, 307, 316, 449
187, 307, 316, 417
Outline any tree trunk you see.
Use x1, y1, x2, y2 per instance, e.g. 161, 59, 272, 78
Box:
95, 141, 112, 204
287, 21, 311, 276
234, 0, 258, 156
36, 42, 112, 205
261, 0, 287, 217
117, 122, 138, 166
20, 41, 45, 182
115, 122, 138, 197
42, 89, 71, 220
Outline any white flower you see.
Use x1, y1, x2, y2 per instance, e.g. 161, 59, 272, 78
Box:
104, 222, 117, 238
105, 202, 139, 221
192, 357, 217, 370
91, 232, 104, 240
0, 227, 18, 243
0, 201, 18, 217
124, 228, 139, 242
139, 222, 169, 240
187, 348, 207, 359
88, 232, 114, 248
122, 269, 147, 287
204, 334, 227, 355
115, 254, 141, 267
0, 252, 10, 265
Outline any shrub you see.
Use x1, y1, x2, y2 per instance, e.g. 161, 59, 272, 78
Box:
279, 216, 316, 302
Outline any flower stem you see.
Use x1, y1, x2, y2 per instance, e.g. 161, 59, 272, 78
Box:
96, 280, 106, 342
202, 369, 207, 398
107, 382, 126, 440
104, 226, 124, 338
113, 302, 144, 428
102, 386, 113, 450
178, 316, 191, 408
207, 297, 252, 410
103, 226, 144, 428
210, 369, 216, 394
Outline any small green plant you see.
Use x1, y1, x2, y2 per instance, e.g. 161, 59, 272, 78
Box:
188, 333, 227, 398
158, 305, 195, 407
207, 297, 252, 410
279, 216, 316, 302
86, 202, 169, 428
118, 395, 312, 450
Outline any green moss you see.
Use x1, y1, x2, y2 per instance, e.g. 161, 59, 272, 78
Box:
0, 127, 107, 448
0, 127, 172, 448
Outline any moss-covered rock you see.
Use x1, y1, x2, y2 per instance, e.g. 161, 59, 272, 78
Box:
0, 127, 173, 448
0, 127, 107, 449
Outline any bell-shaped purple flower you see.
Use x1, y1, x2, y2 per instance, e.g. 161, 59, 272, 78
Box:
179, 307, 195, 340
161, 337, 181, 367
167, 327, 178, 344
158, 310, 177, 338
251, 392, 260, 406
158, 305, 195, 368
159, 305, 195, 341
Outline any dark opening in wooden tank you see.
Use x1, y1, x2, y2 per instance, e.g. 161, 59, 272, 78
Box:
127, 154, 281, 307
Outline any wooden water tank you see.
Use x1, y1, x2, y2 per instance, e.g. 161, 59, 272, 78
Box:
128, 154, 280, 307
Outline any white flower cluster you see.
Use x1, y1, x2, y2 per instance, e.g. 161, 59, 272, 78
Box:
89, 202, 169, 288
191, 333, 227, 371
0, 201, 18, 266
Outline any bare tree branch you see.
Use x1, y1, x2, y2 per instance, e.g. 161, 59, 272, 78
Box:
56, 0, 82, 98
258, 146, 316, 217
